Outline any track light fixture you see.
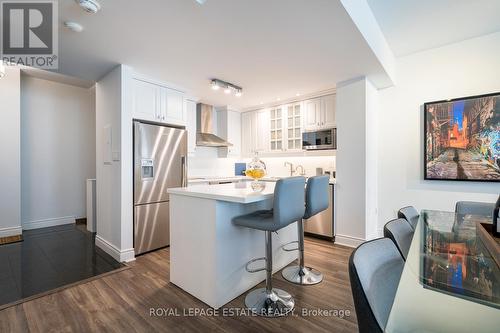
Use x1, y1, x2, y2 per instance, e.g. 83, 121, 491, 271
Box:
210, 79, 243, 97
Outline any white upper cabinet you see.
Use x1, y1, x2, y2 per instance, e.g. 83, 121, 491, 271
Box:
165, 88, 185, 125
241, 111, 255, 157
186, 99, 197, 155
241, 110, 269, 157
321, 94, 336, 128
303, 94, 336, 131
269, 106, 284, 152
217, 108, 241, 157
132, 77, 186, 126
255, 109, 270, 153
303, 97, 321, 131
133, 79, 161, 122
285, 102, 302, 151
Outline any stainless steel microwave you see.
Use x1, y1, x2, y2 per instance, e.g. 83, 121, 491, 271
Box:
302, 128, 337, 150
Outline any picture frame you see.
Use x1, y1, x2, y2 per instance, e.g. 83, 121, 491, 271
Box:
424, 92, 500, 182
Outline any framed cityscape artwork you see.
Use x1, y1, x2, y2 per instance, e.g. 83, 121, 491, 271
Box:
424, 92, 500, 182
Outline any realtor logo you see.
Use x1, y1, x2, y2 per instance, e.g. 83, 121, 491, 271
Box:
1, 0, 58, 69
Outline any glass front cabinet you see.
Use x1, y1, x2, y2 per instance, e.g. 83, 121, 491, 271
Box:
286, 103, 302, 151
269, 102, 302, 152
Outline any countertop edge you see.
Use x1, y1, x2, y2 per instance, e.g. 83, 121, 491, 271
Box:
168, 188, 274, 204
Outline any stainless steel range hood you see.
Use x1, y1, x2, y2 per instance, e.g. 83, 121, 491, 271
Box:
196, 103, 233, 147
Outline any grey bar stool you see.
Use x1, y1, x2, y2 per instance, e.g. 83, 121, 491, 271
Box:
232, 176, 306, 317
282, 175, 329, 285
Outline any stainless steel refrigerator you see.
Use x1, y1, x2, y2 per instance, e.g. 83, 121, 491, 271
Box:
134, 121, 187, 255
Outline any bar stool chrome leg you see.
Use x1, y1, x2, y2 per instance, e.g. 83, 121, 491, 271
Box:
245, 231, 295, 317
282, 220, 323, 285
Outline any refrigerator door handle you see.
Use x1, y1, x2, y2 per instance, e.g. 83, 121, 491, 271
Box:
181, 155, 187, 187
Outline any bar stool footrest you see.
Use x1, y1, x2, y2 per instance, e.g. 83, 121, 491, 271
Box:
281, 240, 299, 252
245, 257, 267, 273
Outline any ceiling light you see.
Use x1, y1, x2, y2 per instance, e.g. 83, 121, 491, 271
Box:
64, 21, 84, 32
296, 93, 301, 97
0, 62, 5, 78
277, 97, 281, 101
75, 0, 101, 14
210, 78, 242, 98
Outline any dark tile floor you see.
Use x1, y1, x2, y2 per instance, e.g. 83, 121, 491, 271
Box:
0, 224, 123, 306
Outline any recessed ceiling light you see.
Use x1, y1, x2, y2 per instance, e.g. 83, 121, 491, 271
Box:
296, 93, 301, 97
64, 21, 84, 32
75, 0, 101, 14
224, 88, 231, 94
277, 97, 281, 101
260, 102, 264, 105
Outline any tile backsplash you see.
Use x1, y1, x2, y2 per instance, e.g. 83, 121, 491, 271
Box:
188, 148, 335, 178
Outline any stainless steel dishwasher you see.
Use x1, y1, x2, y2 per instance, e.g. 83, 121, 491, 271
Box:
304, 184, 335, 239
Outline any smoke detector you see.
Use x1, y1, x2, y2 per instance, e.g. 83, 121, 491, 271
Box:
75, 0, 101, 14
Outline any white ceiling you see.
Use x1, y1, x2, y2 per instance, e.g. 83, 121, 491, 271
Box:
56, 0, 391, 109
367, 0, 500, 57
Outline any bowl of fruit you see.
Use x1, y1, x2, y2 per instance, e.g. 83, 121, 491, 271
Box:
245, 155, 267, 192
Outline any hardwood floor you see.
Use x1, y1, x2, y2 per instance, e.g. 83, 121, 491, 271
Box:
0, 237, 357, 333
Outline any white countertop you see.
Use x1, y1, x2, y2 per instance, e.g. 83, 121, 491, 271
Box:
188, 176, 336, 185
168, 182, 276, 204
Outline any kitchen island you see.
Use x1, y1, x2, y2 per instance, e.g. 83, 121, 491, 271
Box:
167, 182, 298, 309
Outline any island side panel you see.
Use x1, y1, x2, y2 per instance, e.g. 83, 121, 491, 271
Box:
214, 200, 298, 309
169, 194, 218, 307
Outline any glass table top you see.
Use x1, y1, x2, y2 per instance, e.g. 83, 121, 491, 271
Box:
386, 210, 500, 333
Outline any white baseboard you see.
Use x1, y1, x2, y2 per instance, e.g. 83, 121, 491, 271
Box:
22, 216, 75, 230
0, 226, 23, 238
334, 234, 365, 248
95, 235, 135, 263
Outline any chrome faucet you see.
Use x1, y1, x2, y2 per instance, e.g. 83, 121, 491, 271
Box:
295, 165, 306, 176
284, 162, 294, 176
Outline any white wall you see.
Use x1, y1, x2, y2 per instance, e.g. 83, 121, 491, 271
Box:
377, 31, 500, 231
0, 67, 21, 238
95, 65, 134, 262
20, 76, 95, 230
335, 77, 379, 246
